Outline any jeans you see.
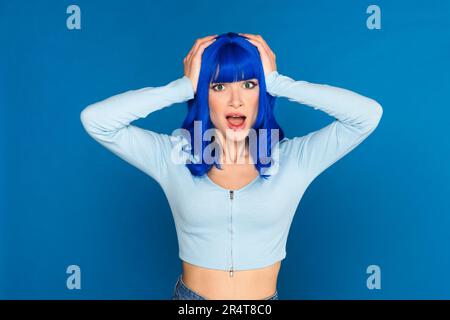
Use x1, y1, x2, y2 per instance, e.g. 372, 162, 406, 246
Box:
171, 274, 279, 300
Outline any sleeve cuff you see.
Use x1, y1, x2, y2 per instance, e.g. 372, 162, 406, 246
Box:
172, 75, 195, 101
265, 70, 280, 96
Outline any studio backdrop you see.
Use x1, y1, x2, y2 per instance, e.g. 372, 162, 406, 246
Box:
1, 0, 449, 299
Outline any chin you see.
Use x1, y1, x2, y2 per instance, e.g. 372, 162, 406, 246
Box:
222, 128, 250, 142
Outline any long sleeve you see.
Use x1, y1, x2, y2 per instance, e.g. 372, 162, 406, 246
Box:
266, 70, 383, 181
80, 75, 194, 183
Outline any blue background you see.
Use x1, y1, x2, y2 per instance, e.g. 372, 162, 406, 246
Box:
1, 0, 449, 299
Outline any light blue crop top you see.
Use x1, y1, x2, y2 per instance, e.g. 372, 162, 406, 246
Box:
80, 71, 383, 275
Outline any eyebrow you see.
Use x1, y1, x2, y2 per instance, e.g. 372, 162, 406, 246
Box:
210, 79, 259, 85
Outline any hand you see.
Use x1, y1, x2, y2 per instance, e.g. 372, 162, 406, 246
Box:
238, 33, 277, 79
183, 34, 218, 95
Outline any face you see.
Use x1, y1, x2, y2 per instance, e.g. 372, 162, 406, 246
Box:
208, 78, 259, 144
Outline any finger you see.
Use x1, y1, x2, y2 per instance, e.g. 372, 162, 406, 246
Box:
184, 35, 217, 67
239, 33, 269, 53
244, 37, 271, 59
190, 35, 217, 57
191, 37, 216, 61
186, 35, 217, 61
239, 33, 274, 57
250, 35, 273, 57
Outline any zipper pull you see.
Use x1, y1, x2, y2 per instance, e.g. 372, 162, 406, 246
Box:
229, 267, 234, 277
229, 190, 234, 200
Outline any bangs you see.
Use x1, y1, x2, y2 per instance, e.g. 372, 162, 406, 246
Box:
209, 43, 260, 84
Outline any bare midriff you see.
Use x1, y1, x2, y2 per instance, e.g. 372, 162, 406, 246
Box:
181, 260, 281, 300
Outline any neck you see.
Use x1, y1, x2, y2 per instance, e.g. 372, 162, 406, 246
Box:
215, 131, 252, 165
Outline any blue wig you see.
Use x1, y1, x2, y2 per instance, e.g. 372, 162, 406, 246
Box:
180, 32, 285, 179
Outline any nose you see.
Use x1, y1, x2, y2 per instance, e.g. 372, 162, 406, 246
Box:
228, 85, 244, 108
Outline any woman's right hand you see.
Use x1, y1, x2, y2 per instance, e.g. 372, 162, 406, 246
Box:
183, 34, 217, 95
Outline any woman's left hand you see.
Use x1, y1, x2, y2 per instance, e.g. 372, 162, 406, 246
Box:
239, 33, 277, 78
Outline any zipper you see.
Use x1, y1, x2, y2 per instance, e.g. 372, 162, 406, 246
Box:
229, 190, 234, 277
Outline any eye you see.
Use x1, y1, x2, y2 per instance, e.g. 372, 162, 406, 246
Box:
210, 80, 258, 92
210, 83, 225, 91
243, 80, 258, 89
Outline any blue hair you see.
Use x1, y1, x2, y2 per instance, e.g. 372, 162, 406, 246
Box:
181, 32, 285, 179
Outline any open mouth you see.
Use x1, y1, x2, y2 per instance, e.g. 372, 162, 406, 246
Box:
226, 114, 247, 130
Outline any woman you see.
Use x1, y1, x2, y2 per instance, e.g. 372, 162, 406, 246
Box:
80, 32, 383, 300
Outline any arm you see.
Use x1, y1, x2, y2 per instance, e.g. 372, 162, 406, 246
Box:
266, 70, 383, 181
80, 75, 194, 183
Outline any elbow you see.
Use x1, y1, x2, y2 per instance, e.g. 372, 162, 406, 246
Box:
80, 106, 91, 129
373, 100, 383, 125
364, 99, 383, 131
80, 104, 98, 134
373, 99, 383, 119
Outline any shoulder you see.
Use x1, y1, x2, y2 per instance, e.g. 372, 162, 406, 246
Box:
275, 135, 312, 171
164, 132, 199, 165
277, 135, 307, 156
